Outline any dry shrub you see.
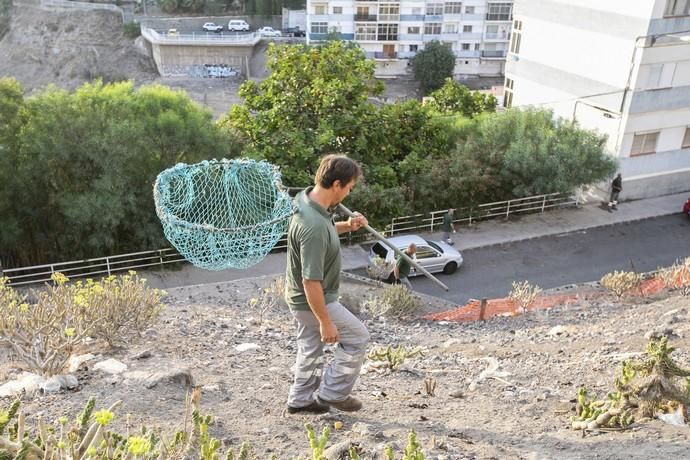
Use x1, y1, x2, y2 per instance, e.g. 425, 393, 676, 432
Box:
508, 280, 542, 313
363, 284, 422, 317
0, 272, 165, 376
600, 270, 642, 299
366, 255, 394, 281
657, 257, 690, 296
247, 277, 285, 324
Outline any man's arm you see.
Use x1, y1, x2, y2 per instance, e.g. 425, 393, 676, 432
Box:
303, 279, 338, 343
335, 212, 368, 235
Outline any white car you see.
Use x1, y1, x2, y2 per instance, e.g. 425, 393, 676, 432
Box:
257, 26, 282, 37
367, 235, 463, 282
202, 22, 223, 32
227, 20, 250, 32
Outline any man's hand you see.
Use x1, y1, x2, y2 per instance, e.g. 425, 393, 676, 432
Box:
348, 212, 368, 232
319, 320, 339, 344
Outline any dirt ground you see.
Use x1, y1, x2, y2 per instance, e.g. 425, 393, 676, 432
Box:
2, 274, 690, 460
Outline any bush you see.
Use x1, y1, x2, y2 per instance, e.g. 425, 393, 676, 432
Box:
600, 270, 642, 299
363, 284, 422, 317
122, 21, 141, 38
657, 257, 690, 296
0, 272, 165, 375
247, 277, 285, 324
508, 280, 542, 313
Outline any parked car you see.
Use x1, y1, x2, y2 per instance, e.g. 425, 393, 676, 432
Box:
227, 20, 250, 32
683, 197, 690, 218
257, 26, 282, 37
166, 28, 179, 37
202, 22, 223, 32
286, 26, 306, 37
367, 235, 463, 282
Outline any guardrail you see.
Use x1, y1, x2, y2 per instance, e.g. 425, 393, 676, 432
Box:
386, 192, 578, 236
143, 27, 259, 43
2, 191, 579, 286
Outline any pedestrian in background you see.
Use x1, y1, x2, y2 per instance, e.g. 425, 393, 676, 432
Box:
394, 243, 416, 290
441, 208, 456, 245
608, 173, 622, 212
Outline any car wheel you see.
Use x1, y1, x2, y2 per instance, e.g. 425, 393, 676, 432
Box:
443, 262, 457, 275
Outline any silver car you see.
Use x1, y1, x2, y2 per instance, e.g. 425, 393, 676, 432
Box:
367, 235, 463, 282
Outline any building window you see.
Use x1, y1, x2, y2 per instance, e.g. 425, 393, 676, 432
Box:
665, 0, 690, 16
313, 4, 326, 15
426, 3, 444, 15
443, 23, 458, 33
410, 44, 419, 52
442, 41, 454, 49
461, 43, 470, 50
412, 7, 422, 14
407, 26, 420, 34
379, 4, 400, 21
311, 22, 328, 33
504, 77, 514, 108
444, 2, 463, 14
510, 20, 522, 53
474, 43, 480, 50
463, 25, 472, 32
355, 23, 376, 40
682, 127, 690, 148
631, 132, 659, 155
465, 5, 475, 14
377, 23, 399, 41
424, 23, 442, 34
333, 6, 342, 14
487, 2, 513, 21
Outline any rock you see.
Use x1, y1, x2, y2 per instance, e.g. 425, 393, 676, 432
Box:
131, 349, 153, 360
351, 422, 374, 437
144, 368, 195, 389
41, 374, 79, 393
323, 440, 358, 460
235, 343, 260, 352
449, 390, 464, 399
644, 328, 676, 340
94, 358, 128, 375
0, 372, 45, 397
68, 353, 95, 372
547, 325, 568, 337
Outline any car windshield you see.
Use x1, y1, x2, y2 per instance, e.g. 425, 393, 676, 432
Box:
425, 240, 443, 253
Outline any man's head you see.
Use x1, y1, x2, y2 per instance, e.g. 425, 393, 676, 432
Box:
617, 173, 622, 179
406, 243, 417, 255
314, 154, 362, 204
448, 208, 455, 215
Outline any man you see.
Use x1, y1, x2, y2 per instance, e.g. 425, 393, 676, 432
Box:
441, 208, 456, 245
394, 243, 416, 290
608, 173, 623, 211
285, 154, 370, 414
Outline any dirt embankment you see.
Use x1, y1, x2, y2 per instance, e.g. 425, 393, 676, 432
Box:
0, 4, 157, 92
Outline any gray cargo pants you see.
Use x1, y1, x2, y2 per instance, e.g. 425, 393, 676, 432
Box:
287, 301, 370, 407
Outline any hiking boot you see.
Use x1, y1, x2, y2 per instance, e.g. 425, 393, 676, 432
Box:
286, 400, 330, 414
317, 396, 363, 412
612, 205, 618, 210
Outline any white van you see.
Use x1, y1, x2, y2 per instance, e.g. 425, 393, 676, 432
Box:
227, 20, 250, 32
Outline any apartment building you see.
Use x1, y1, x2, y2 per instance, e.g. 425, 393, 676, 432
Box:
504, 0, 690, 199
306, 0, 514, 76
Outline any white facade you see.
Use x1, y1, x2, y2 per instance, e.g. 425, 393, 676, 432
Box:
505, 0, 690, 199
305, 0, 514, 77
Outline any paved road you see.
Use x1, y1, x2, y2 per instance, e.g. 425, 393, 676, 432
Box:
355, 214, 690, 305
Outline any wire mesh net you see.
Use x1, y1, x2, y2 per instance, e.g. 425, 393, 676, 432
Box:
153, 159, 295, 270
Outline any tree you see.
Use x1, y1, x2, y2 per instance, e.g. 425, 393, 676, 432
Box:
426, 78, 497, 117
222, 41, 383, 187
411, 41, 456, 95
0, 80, 233, 267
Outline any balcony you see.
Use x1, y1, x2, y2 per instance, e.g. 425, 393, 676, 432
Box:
456, 50, 481, 58
485, 13, 512, 21
355, 14, 377, 21
377, 35, 399, 41
481, 50, 507, 58
484, 32, 510, 40
374, 51, 398, 59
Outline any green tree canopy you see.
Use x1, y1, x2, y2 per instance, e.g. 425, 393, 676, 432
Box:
0, 80, 232, 266
222, 41, 384, 187
412, 41, 456, 95
427, 78, 497, 117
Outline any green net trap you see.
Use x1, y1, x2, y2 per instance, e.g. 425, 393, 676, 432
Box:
153, 159, 296, 270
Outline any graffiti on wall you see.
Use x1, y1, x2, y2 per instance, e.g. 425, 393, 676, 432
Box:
161, 64, 240, 78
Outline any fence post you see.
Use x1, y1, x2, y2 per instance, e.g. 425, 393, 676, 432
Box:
159, 249, 164, 268
479, 298, 487, 321
106, 257, 111, 276
541, 195, 546, 213
505, 200, 511, 219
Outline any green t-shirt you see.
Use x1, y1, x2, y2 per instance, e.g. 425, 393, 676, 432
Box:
284, 187, 342, 311
441, 212, 452, 232
396, 251, 412, 279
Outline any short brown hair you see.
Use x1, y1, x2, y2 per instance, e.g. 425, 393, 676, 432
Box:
314, 154, 362, 189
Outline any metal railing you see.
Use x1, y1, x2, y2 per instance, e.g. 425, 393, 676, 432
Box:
2, 192, 579, 286
354, 14, 378, 21
485, 13, 512, 21
386, 192, 578, 236
143, 27, 259, 43
481, 50, 507, 58
40, 0, 124, 21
